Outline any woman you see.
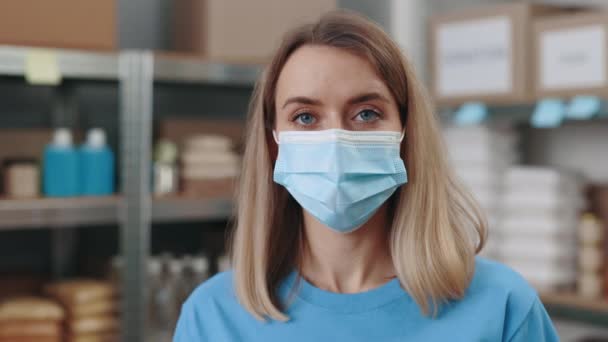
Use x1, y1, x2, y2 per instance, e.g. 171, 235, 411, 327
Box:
174, 11, 558, 341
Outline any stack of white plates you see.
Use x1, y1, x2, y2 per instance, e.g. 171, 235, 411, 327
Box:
443, 125, 518, 260
498, 166, 583, 291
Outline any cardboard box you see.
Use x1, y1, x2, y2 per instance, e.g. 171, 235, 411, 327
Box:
429, 3, 565, 106
173, 0, 337, 62
533, 12, 608, 99
0, 0, 116, 50
159, 118, 245, 153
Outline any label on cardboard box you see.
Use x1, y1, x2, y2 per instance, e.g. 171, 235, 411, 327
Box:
25, 50, 62, 85
437, 16, 512, 97
540, 25, 606, 90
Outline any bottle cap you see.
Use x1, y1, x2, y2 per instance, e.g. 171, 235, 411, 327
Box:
192, 257, 209, 273
169, 259, 183, 274
148, 258, 161, 275
154, 139, 178, 164
53, 128, 73, 147
87, 128, 106, 148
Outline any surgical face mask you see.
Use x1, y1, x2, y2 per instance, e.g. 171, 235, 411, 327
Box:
273, 129, 408, 233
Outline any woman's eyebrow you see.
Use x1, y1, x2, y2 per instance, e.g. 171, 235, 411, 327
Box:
282, 96, 322, 109
347, 92, 390, 105
281, 92, 389, 109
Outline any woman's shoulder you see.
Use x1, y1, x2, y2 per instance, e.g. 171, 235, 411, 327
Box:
467, 257, 541, 333
463, 257, 559, 341
175, 271, 248, 340
470, 256, 537, 301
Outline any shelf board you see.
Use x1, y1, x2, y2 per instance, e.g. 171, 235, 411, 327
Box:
0, 46, 262, 85
153, 53, 262, 86
152, 195, 233, 223
0, 45, 119, 80
438, 103, 608, 127
0, 196, 122, 230
541, 292, 608, 314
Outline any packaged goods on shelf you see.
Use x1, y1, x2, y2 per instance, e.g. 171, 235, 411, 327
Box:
499, 166, 583, 291
45, 280, 117, 307
159, 119, 244, 150
149, 255, 183, 341
0, 128, 52, 198
0, 0, 116, 50
587, 185, 608, 298
173, 0, 336, 61
0, 127, 115, 198
45, 279, 120, 341
0, 297, 65, 341
79, 129, 115, 196
43, 129, 79, 197
500, 214, 578, 237
0, 297, 64, 321
2, 158, 39, 198
159, 119, 244, 197
180, 134, 240, 197
142, 251, 213, 341
533, 12, 608, 98
153, 140, 179, 196
505, 167, 583, 191
506, 259, 576, 291
577, 212, 606, 299
429, 3, 568, 106
444, 125, 518, 259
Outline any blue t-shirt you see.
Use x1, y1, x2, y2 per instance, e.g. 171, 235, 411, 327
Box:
174, 257, 559, 341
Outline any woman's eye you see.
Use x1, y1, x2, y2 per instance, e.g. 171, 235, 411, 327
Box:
294, 113, 316, 126
354, 109, 380, 122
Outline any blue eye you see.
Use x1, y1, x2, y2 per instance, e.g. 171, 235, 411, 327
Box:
294, 113, 316, 126
355, 109, 380, 122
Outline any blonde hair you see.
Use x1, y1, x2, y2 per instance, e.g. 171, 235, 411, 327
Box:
230, 10, 487, 321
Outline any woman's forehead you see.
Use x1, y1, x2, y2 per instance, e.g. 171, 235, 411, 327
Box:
275, 45, 393, 105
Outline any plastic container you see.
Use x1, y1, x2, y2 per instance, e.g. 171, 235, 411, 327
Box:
579, 246, 603, 273
149, 256, 177, 342
79, 128, 115, 196
578, 213, 604, 245
577, 273, 603, 299
192, 256, 210, 285
43, 128, 79, 197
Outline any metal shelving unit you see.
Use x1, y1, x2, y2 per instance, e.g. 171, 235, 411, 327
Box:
120, 51, 259, 341
152, 196, 233, 223
0, 45, 119, 80
0, 45, 261, 342
3, 43, 608, 338
0, 196, 122, 230
542, 292, 608, 326
153, 53, 261, 85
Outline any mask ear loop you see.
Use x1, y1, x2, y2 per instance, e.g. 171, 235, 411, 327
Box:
399, 128, 406, 142
272, 130, 280, 144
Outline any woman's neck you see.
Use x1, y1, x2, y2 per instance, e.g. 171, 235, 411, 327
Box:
299, 204, 395, 293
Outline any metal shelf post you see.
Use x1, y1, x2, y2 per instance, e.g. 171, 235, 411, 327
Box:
119, 51, 154, 342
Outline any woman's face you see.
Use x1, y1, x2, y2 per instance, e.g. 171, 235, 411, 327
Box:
274, 45, 402, 132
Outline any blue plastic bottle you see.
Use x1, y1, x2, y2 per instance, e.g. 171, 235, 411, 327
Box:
79, 128, 115, 196
43, 128, 79, 197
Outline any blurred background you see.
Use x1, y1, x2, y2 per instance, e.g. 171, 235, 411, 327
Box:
0, 0, 606, 341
